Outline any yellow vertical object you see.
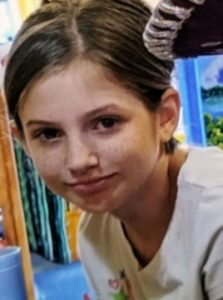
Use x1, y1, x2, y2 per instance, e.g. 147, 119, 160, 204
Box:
65, 208, 83, 261
18, 0, 40, 20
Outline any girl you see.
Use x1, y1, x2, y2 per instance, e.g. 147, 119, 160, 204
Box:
4, 0, 223, 299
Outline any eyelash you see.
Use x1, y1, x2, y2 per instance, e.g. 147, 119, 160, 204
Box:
93, 116, 121, 131
32, 128, 62, 141
31, 116, 122, 141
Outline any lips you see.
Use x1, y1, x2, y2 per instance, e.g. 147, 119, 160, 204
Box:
66, 174, 116, 195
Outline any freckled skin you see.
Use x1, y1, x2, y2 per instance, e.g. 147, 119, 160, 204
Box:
19, 61, 174, 217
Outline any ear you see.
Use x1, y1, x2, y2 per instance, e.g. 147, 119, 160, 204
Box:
10, 120, 30, 156
158, 88, 180, 143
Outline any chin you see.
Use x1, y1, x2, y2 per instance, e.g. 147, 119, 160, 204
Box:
79, 198, 119, 214
78, 203, 111, 214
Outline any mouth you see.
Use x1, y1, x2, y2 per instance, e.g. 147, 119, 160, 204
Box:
65, 174, 116, 195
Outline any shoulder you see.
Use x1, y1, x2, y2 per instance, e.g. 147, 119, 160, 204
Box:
177, 147, 223, 230
178, 147, 223, 189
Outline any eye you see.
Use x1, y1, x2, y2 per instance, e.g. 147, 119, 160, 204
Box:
33, 128, 62, 141
94, 117, 120, 130
100, 118, 116, 128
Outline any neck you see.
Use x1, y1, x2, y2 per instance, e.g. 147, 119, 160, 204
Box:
112, 146, 188, 265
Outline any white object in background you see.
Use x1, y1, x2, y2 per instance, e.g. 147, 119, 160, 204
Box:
0, 0, 22, 42
0, 1, 11, 42
144, 0, 160, 9
7, 0, 22, 36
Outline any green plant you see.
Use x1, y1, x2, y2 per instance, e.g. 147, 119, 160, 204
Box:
204, 113, 223, 149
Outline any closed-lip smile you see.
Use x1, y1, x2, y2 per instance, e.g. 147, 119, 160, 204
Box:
66, 174, 116, 195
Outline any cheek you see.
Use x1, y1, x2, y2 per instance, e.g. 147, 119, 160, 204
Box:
29, 148, 62, 181
35, 159, 56, 181
99, 135, 156, 178
107, 128, 158, 162
114, 131, 160, 181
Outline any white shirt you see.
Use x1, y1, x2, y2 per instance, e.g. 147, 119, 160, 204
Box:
78, 147, 223, 300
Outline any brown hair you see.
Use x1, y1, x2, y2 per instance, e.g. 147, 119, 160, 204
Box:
4, 0, 175, 150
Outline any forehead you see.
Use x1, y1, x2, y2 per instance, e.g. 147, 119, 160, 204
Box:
19, 60, 149, 120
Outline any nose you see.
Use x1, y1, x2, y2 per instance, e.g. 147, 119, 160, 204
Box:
66, 136, 99, 174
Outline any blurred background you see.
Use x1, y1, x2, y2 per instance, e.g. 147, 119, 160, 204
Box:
0, 1, 223, 299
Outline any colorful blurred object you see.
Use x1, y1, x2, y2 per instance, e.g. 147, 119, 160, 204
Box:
176, 54, 223, 148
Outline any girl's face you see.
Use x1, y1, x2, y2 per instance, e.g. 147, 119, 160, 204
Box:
18, 61, 177, 214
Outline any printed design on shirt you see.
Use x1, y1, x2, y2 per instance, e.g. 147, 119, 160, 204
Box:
108, 269, 135, 300
83, 293, 91, 300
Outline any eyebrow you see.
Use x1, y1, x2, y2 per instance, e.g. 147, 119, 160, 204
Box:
25, 104, 127, 127
25, 120, 60, 127
82, 104, 126, 120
